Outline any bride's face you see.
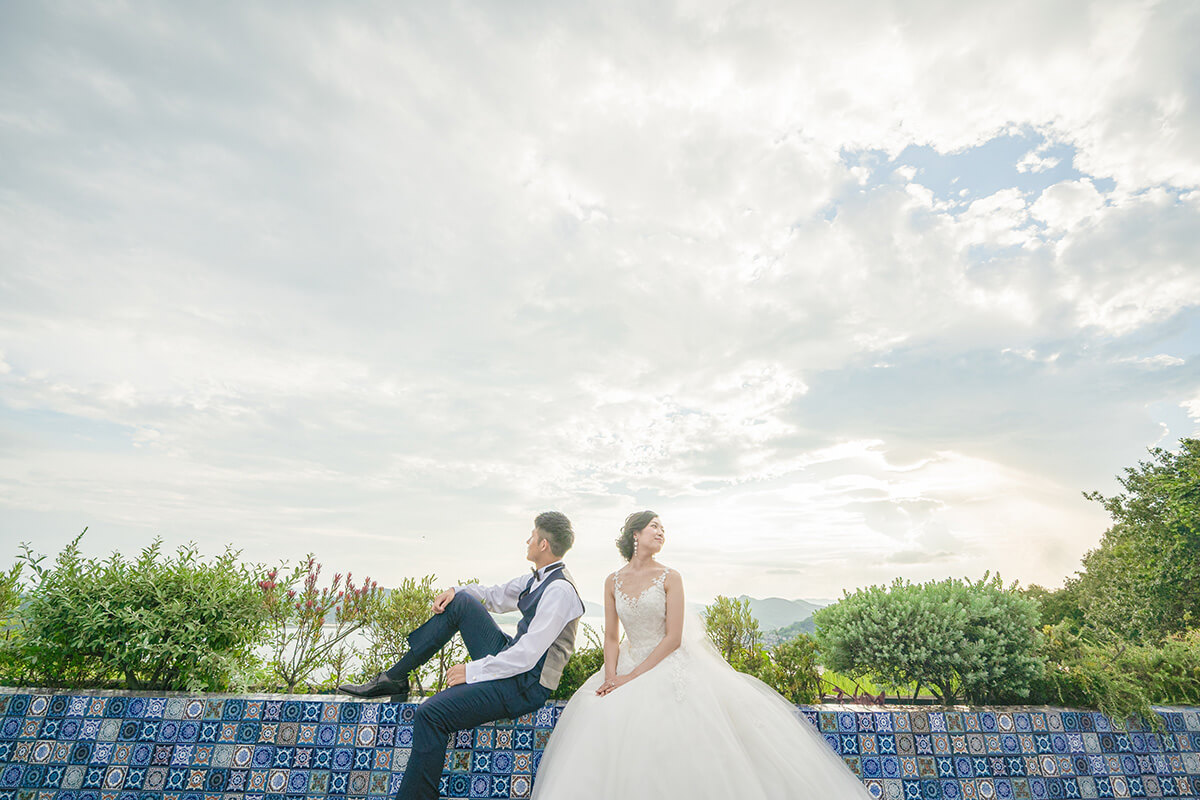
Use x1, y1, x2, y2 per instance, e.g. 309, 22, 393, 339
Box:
636, 517, 665, 555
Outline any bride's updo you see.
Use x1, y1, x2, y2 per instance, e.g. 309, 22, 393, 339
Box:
616, 510, 657, 561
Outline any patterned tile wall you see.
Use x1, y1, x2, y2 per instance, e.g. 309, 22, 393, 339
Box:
1, 692, 1198, 799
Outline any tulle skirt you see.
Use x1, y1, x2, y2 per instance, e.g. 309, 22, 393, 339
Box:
531, 613, 872, 799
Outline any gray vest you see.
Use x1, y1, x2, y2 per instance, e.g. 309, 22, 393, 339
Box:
509, 565, 580, 691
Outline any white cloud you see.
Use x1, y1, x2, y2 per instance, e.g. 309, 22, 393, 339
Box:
1017, 148, 1060, 174
1115, 354, 1186, 368
1, 1, 1198, 601
1030, 178, 1107, 233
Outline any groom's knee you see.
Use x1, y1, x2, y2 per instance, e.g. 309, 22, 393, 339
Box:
445, 590, 481, 620
412, 698, 455, 745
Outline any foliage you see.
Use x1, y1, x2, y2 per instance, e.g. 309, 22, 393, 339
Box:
552, 647, 605, 700
703, 595, 761, 664
727, 634, 823, 704
1020, 583, 1086, 632
358, 574, 474, 694
1028, 624, 1200, 724
1075, 439, 1200, 643
15, 532, 268, 691
1129, 628, 1200, 707
360, 574, 438, 690
550, 622, 604, 699
701, 595, 820, 702
0, 557, 27, 684
813, 574, 1043, 705
768, 634, 822, 703
261, 556, 381, 692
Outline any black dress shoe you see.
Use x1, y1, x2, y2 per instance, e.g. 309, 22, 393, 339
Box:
338, 672, 410, 701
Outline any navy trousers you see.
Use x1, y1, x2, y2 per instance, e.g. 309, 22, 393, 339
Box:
392, 592, 551, 800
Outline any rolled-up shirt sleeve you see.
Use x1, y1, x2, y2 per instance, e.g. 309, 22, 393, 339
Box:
457, 576, 526, 614
464, 581, 584, 684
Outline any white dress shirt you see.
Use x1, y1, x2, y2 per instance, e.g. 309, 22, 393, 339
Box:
458, 561, 585, 684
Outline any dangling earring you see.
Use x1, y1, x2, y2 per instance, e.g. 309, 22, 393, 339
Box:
633, 536, 639, 557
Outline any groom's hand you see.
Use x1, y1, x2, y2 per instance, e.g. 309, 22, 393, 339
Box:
432, 588, 456, 614
445, 663, 467, 687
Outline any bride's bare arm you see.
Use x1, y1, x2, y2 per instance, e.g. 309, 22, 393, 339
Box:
597, 570, 684, 695
598, 573, 620, 689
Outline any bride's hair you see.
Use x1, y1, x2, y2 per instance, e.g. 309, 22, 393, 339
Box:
616, 510, 657, 561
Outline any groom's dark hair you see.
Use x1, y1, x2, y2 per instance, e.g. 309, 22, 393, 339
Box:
535, 511, 575, 557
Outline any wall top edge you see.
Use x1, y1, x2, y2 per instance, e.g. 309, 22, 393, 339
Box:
0, 686, 1197, 714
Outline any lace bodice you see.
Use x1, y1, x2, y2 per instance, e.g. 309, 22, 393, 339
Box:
613, 567, 671, 665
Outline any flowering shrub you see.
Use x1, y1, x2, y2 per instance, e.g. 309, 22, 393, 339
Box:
261, 555, 381, 692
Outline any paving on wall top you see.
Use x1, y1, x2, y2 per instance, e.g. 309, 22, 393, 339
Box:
1, 688, 1199, 799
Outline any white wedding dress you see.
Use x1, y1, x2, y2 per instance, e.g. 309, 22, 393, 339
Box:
531, 568, 873, 799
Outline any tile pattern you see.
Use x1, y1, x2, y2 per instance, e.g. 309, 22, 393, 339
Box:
0, 692, 1198, 799
801, 708, 1200, 800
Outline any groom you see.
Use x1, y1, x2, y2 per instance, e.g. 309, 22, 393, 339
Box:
339, 511, 584, 800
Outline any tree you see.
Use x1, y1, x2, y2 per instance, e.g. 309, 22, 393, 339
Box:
1075, 439, 1200, 643
813, 574, 1043, 705
703, 595, 761, 664
1020, 582, 1085, 632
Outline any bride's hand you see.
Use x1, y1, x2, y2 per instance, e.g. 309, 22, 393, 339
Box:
595, 674, 633, 696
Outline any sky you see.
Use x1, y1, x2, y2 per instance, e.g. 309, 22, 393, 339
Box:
1, 0, 1198, 608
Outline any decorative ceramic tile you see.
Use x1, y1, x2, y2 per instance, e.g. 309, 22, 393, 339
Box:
1, 693, 1198, 798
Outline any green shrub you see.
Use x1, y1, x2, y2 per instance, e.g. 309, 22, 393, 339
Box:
1028, 624, 1200, 724
814, 573, 1043, 704
552, 646, 605, 699
16, 532, 268, 691
551, 622, 603, 699
768, 633, 821, 703
0, 558, 27, 684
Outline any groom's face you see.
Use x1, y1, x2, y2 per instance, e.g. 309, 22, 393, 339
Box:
526, 528, 547, 562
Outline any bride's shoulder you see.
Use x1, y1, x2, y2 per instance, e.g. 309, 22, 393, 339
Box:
658, 564, 683, 584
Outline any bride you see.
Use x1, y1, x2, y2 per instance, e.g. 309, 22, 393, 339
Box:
531, 511, 873, 799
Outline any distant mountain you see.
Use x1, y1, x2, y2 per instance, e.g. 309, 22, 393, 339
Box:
763, 616, 816, 646
736, 596, 825, 631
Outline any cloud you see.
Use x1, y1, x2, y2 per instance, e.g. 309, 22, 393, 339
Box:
1, 1, 1198, 601
1030, 178, 1107, 232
